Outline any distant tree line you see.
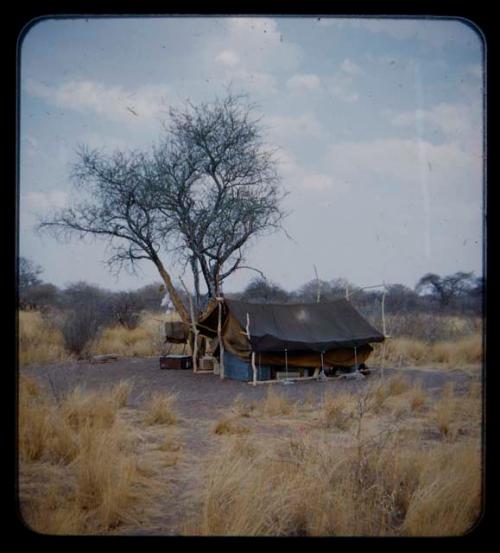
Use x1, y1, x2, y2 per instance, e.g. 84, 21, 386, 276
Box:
228, 272, 483, 318
20, 256, 483, 318
18, 256, 483, 356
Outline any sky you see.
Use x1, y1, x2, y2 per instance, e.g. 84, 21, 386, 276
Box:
19, 16, 485, 294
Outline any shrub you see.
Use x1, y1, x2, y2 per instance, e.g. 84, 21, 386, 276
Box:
59, 307, 103, 358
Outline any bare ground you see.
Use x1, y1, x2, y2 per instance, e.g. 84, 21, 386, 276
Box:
19, 358, 481, 535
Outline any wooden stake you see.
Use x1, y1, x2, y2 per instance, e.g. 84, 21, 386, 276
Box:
180, 278, 199, 373
246, 313, 257, 386
381, 283, 387, 337
251, 352, 257, 386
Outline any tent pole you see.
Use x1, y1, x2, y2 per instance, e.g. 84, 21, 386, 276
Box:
246, 313, 257, 385
217, 298, 225, 379
251, 352, 257, 386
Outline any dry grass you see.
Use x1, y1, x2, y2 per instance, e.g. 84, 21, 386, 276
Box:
110, 380, 133, 408
20, 369, 482, 537
407, 380, 427, 412
322, 392, 354, 430
190, 433, 481, 537
190, 394, 481, 537
18, 311, 68, 366
213, 418, 250, 435
143, 392, 178, 425
232, 394, 255, 418
18, 376, 150, 534
94, 312, 175, 358
19, 310, 187, 366
258, 387, 296, 417
371, 333, 482, 369
188, 373, 482, 537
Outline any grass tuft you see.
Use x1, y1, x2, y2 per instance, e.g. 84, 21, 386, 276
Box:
143, 392, 178, 426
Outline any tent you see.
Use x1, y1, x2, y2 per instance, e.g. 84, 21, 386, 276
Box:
197, 298, 385, 381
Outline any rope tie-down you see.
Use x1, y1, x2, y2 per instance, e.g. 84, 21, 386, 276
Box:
282, 346, 294, 385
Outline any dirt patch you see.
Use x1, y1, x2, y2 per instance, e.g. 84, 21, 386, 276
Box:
21, 357, 478, 419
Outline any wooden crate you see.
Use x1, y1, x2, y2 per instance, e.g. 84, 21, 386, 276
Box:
159, 355, 193, 370
200, 356, 217, 372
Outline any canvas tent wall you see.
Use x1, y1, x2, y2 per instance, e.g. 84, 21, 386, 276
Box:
197, 299, 385, 377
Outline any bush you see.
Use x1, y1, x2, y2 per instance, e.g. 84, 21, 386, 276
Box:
60, 307, 103, 358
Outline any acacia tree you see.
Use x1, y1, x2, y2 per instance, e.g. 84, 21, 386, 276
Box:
152, 92, 286, 305
39, 147, 190, 321
19, 256, 43, 291
415, 271, 475, 308
39, 92, 285, 318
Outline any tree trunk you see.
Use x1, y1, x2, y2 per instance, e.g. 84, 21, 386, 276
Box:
153, 256, 190, 322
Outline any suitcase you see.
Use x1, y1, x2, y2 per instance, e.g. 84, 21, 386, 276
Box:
159, 355, 193, 370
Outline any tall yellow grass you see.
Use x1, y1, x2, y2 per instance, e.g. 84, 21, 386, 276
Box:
371, 333, 482, 368
18, 376, 149, 534
143, 392, 178, 426
189, 375, 482, 537
18, 311, 68, 366
191, 434, 480, 536
93, 312, 172, 357
18, 310, 186, 365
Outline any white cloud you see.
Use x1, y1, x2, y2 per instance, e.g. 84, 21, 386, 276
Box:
341, 58, 362, 75
327, 73, 359, 103
390, 102, 482, 156
301, 174, 334, 191
222, 17, 302, 72
286, 73, 322, 92
228, 69, 279, 96
275, 148, 349, 197
215, 49, 240, 67
325, 137, 481, 202
25, 78, 169, 125
323, 58, 363, 103
265, 113, 325, 144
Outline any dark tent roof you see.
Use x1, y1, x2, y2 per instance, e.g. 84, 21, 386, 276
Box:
225, 299, 385, 353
